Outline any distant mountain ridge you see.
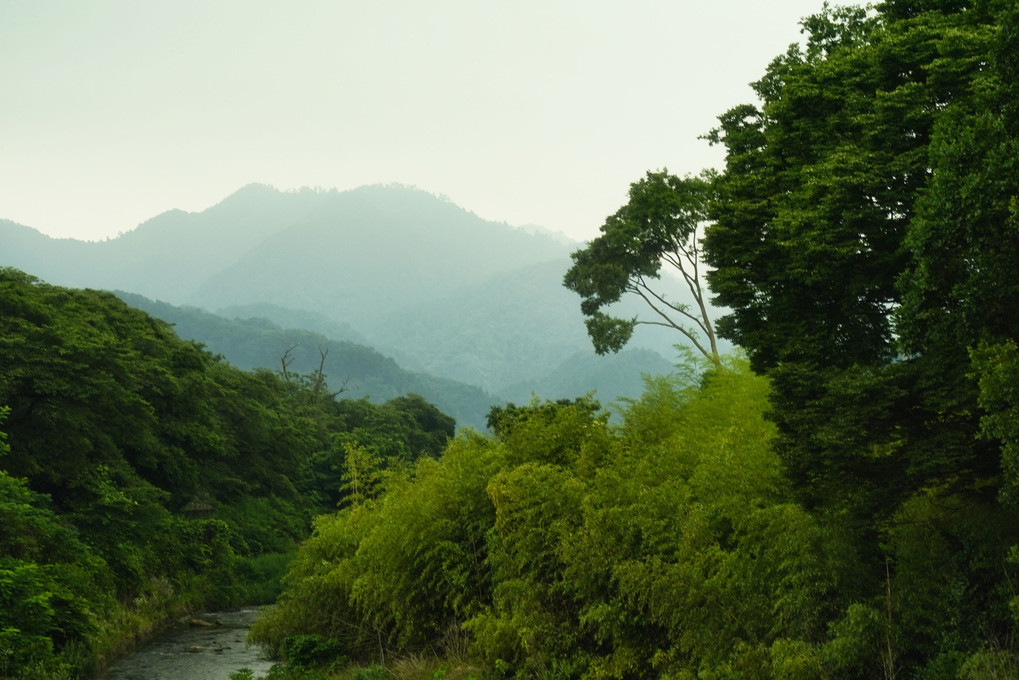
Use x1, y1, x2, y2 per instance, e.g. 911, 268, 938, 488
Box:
1, 184, 326, 302
115, 292, 497, 429
184, 184, 576, 329
1, 183, 683, 409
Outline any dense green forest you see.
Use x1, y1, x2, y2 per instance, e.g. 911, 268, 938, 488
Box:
3, 0, 1019, 679
244, 1, 1019, 679
0, 268, 455, 679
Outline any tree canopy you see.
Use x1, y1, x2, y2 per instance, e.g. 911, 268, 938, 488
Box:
0, 267, 457, 678
6, 1, 1019, 676
700, 0, 1019, 673
563, 170, 720, 364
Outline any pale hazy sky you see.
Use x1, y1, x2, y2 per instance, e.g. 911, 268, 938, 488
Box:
2, 0, 824, 243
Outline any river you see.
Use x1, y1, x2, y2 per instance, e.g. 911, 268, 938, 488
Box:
99, 608, 276, 680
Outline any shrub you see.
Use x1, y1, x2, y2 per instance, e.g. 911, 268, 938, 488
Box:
282, 634, 346, 668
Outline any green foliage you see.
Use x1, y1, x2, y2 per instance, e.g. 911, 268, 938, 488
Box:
340, 441, 385, 507
486, 395, 608, 471
547, 360, 844, 679
351, 665, 389, 680
232, 665, 334, 680
695, 0, 1019, 675
347, 435, 504, 650
705, 1, 909, 369
264, 358, 879, 678
0, 560, 57, 674
9, 5, 1019, 678
880, 486, 1018, 673
233, 551, 296, 605
973, 340, 1019, 507
251, 430, 504, 658
564, 170, 719, 362
0, 464, 108, 678
249, 506, 373, 658
471, 461, 588, 675
282, 634, 346, 667
303, 394, 457, 507
0, 268, 459, 677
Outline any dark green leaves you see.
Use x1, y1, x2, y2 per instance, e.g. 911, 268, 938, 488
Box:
583, 312, 636, 355
701, 2, 1019, 672
0, 268, 461, 674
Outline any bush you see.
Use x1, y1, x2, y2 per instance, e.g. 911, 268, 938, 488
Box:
282, 634, 346, 668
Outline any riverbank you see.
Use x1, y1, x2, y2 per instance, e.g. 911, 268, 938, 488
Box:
85, 551, 293, 678
100, 608, 274, 680
88, 578, 205, 679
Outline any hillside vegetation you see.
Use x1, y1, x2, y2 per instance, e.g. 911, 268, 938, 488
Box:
0, 268, 456, 679
2, 0, 1018, 678
244, 1, 1019, 679
0, 183, 681, 401
115, 292, 498, 429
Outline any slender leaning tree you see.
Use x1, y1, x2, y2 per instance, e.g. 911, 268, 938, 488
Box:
563, 170, 720, 365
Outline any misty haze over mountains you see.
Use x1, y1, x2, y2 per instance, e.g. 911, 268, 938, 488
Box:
1, 183, 692, 427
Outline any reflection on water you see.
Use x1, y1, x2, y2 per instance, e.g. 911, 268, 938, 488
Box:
101, 608, 275, 680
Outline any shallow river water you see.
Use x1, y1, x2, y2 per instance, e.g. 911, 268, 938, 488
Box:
100, 608, 276, 680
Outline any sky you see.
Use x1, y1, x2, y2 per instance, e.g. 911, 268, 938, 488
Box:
1, 0, 825, 243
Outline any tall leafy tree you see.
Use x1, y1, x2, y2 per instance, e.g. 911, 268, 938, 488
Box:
703, 1, 1004, 509
896, 1, 1019, 487
704, 3, 897, 372
564, 170, 720, 364
702, 0, 1019, 672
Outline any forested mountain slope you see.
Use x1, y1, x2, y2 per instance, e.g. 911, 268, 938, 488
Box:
0, 268, 457, 678
366, 258, 598, 392
0, 184, 324, 302
116, 291, 498, 429
184, 185, 575, 327
116, 292, 676, 429
0, 184, 682, 406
